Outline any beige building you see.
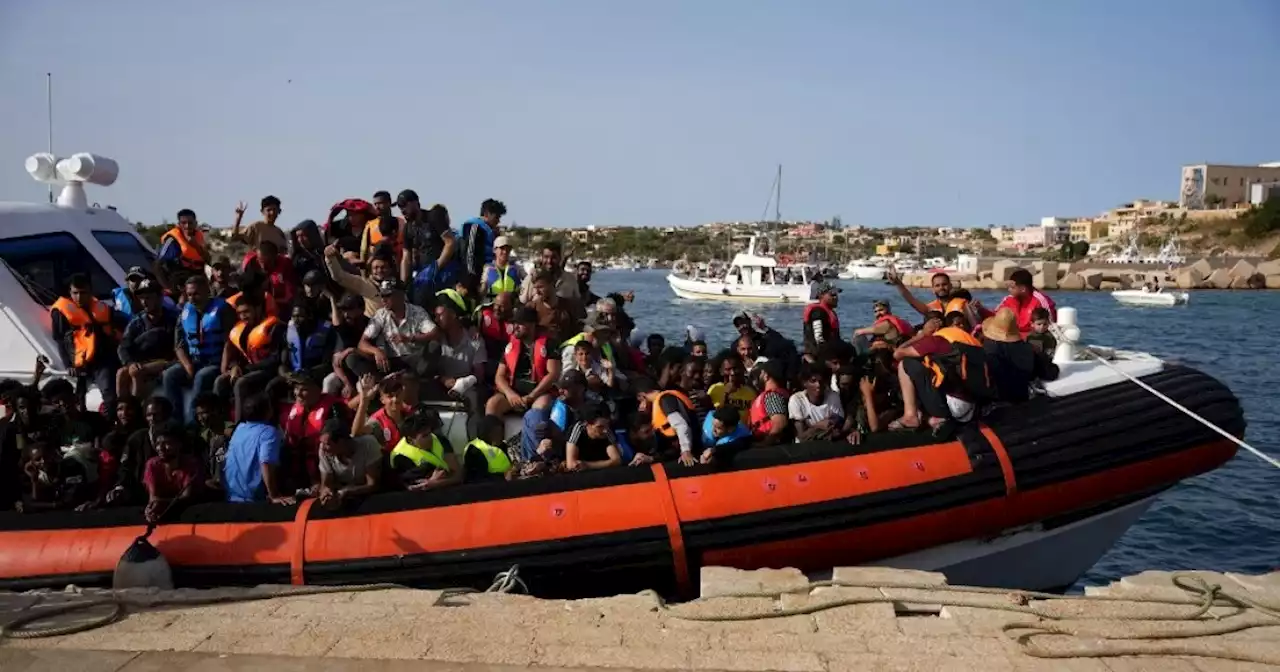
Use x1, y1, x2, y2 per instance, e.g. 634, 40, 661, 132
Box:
1180, 163, 1280, 208
1069, 219, 1108, 242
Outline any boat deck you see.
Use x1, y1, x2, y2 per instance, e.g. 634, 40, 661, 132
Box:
3, 565, 1277, 671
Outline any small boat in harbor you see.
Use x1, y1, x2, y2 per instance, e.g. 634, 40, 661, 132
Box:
838, 258, 888, 281
667, 236, 814, 303
1112, 287, 1190, 307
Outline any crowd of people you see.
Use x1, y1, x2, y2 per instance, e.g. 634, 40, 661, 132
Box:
1, 191, 1064, 522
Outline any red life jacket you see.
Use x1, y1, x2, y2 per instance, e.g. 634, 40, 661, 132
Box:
874, 314, 916, 339
478, 306, 512, 343
282, 395, 343, 483
996, 291, 1057, 336
503, 335, 550, 382
748, 388, 787, 438
804, 302, 840, 337
369, 405, 411, 453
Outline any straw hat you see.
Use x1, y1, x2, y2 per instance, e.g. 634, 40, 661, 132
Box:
982, 307, 1022, 343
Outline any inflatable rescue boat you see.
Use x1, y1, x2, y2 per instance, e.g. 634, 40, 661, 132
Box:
0, 360, 1244, 598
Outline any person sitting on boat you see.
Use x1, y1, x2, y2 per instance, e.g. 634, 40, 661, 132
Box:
242, 239, 297, 314
433, 271, 479, 327
978, 308, 1037, 404
886, 270, 995, 324
457, 198, 506, 282
518, 370, 587, 475
223, 394, 292, 505
480, 235, 523, 298
1025, 307, 1057, 356
476, 291, 515, 378
891, 313, 992, 431
423, 298, 487, 439
14, 442, 91, 513
50, 273, 123, 413
141, 423, 203, 524
288, 219, 329, 291
576, 260, 602, 306
324, 241, 398, 318
564, 403, 623, 472
852, 299, 915, 352
644, 334, 666, 378
109, 400, 187, 507
285, 302, 337, 384
359, 199, 406, 269
790, 363, 844, 442
634, 380, 700, 467
387, 410, 454, 490
154, 208, 211, 290
116, 278, 179, 401
748, 360, 791, 445
192, 393, 232, 496
216, 292, 289, 421
561, 312, 621, 369
114, 266, 177, 322
403, 198, 460, 300
699, 406, 752, 466
326, 294, 369, 398
565, 341, 615, 405
295, 270, 333, 323
315, 417, 383, 510
674, 358, 714, 414
733, 312, 800, 380
529, 270, 582, 343
708, 357, 757, 411
997, 269, 1057, 337
486, 307, 562, 416
519, 241, 580, 304
227, 269, 280, 319
464, 415, 515, 482
352, 278, 438, 379
281, 372, 345, 491
802, 281, 842, 360
41, 379, 109, 483
352, 374, 411, 453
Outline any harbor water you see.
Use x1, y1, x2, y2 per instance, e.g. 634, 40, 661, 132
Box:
590, 269, 1279, 588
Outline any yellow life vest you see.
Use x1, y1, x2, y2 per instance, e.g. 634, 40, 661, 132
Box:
390, 435, 449, 473
465, 438, 512, 475
560, 332, 614, 364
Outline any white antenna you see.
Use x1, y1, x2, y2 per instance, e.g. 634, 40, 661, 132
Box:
46, 73, 54, 204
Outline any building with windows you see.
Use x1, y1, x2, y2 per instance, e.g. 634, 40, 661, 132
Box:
1069, 219, 1108, 242
1180, 163, 1280, 209
1039, 217, 1071, 244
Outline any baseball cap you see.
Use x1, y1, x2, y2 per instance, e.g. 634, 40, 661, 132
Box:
559, 369, 588, 388
395, 189, 419, 206
125, 266, 148, 282
302, 270, 325, 286
873, 299, 890, 310
133, 278, 160, 294
494, 235, 512, 249
816, 280, 842, 296
376, 278, 405, 296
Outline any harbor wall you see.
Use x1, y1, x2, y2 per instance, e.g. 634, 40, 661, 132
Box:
903, 257, 1280, 291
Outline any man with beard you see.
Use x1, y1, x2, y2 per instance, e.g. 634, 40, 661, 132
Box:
576, 261, 600, 306
887, 269, 993, 323
518, 241, 580, 304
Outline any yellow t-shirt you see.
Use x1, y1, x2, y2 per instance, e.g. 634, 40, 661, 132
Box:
708, 383, 758, 411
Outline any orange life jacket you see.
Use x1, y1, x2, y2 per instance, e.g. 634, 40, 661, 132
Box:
923, 327, 992, 401
159, 227, 207, 271
935, 326, 982, 347
227, 291, 279, 318
363, 217, 405, 259
874, 314, 915, 340
503, 335, 550, 382
651, 390, 695, 438
748, 388, 787, 438
229, 316, 281, 365
50, 297, 115, 368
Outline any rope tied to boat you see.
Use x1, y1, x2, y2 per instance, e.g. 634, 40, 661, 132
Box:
648, 572, 1280, 666
1050, 324, 1280, 470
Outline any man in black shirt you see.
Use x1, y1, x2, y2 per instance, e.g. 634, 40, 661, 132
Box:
564, 403, 622, 471
399, 190, 458, 297
328, 294, 368, 398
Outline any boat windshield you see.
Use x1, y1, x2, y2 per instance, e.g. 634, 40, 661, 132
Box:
93, 230, 155, 275
0, 232, 117, 305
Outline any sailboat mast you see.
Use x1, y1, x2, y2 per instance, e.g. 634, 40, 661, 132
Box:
775, 164, 782, 224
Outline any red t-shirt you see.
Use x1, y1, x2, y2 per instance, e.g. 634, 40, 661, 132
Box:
997, 290, 1057, 336
142, 456, 202, 499
912, 335, 953, 357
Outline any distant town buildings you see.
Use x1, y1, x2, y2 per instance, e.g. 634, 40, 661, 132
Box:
1180, 162, 1280, 209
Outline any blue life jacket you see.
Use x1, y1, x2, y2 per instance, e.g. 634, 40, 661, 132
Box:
287, 320, 332, 372
113, 287, 176, 321
701, 413, 752, 447
462, 217, 496, 266
614, 428, 636, 464
179, 297, 227, 366
484, 264, 522, 295
548, 399, 570, 432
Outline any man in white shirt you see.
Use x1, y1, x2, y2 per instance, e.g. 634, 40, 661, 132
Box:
354, 278, 437, 376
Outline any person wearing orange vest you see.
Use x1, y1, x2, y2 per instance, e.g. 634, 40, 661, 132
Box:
216, 292, 288, 421
885, 269, 995, 325
802, 281, 842, 359
634, 380, 700, 466
486, 306, 562, 417
747, 359, 791, 445
891, 315, 984, 431
360, 197, 405, 266
50, 273, 123, 411
155, 208, 210, 289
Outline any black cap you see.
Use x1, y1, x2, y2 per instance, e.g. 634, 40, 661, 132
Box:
377, 278, 405, 296
133, 278, 160, 294
559, 369, 588, 388
396, 189, 419, 205
302, 270, 325, 286
125, 266, 148, 282
336, 293, 363, 310
514, 306, 539, 324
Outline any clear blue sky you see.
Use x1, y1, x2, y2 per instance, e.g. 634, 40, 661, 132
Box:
2, 1, 1277, 229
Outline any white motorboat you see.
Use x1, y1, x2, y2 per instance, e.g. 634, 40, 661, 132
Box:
667, 236, 814, 303
1112, 287, 1190, 307
838, 258, 888, 281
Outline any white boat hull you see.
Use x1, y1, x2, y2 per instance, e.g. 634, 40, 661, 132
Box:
869, 494, 1159, 591
666, 274, 813, 303
1111, 290, 1189, 307
838, 266, 887, 281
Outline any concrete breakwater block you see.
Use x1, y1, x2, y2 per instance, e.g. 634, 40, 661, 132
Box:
1267, 275, 1280, 289
1205, 268, 1233, 289
1229, 259, 1257, 279
1059, 272, 1086, 290
1176, 268, 1204, 289
1256, 259, 1280, 276
1189, 258, 1214, 278
990, 260, 1019, 283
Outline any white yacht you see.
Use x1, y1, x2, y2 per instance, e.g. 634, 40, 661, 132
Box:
667, 236, 814, 303
838, 257, 888, 281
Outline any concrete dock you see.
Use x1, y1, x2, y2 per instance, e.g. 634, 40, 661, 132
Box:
3, 566, 1279, 671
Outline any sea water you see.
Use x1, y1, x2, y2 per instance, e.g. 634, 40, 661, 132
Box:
589, 269, 1280, 587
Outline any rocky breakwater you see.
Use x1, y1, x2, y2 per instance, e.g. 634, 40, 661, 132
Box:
900, 258, 1280, 291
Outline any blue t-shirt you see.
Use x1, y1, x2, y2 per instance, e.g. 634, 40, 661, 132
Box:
223, 421, 283, 502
